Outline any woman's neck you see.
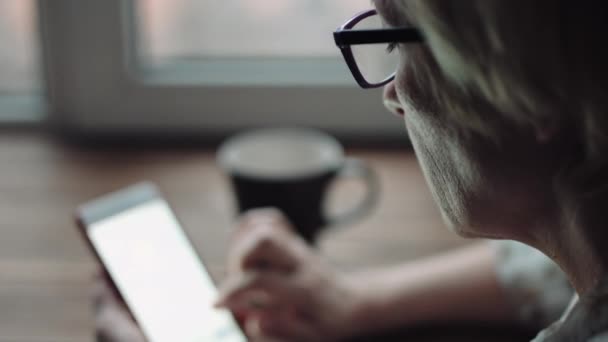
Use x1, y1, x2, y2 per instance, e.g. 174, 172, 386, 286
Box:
529, 223, 607, 296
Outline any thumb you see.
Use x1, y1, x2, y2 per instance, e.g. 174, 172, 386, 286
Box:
96, 303, 146, 342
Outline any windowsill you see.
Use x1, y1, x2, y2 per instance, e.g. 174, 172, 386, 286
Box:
136, 57, 355, 87
0, 94, 46, 124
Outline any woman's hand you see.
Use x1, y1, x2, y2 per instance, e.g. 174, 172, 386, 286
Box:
216, 208, 363, 342
93, 275, 146, 342
91, 208, 367, 342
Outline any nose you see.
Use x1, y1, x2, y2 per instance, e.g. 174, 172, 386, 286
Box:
383, 81, 405, 117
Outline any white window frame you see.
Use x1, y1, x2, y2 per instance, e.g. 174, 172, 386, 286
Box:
40, 0, 405, 141
0, 0, 47, 124
0, 95, 45, 123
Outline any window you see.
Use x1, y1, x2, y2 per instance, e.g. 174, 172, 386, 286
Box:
0, 0, 44, 122
40, 1, 404, 141
134, 0, 365, 86
139, 1, 363, 62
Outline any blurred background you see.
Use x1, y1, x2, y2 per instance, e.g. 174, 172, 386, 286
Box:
0, 1, 514, 341
0, 0, 404, 142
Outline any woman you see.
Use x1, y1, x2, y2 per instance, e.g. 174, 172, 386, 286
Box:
95, 0, 608, 341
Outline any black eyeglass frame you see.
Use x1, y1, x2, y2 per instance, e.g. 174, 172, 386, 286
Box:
334, 9, 423, 89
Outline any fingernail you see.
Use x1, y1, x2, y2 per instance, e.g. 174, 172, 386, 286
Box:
214, 299, 225, 308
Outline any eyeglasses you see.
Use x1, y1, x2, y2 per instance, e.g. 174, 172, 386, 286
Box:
334, 9, 423, 89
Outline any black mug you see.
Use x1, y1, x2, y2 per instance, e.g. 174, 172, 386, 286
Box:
218, 128, 379, 244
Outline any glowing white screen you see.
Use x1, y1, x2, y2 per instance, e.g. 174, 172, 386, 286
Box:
89, 199, 246, 342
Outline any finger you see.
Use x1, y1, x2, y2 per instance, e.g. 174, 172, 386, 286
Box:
216, 272, 280, 309
215, 272, 307, 310
241, 231, 300, 273
238, 208, 292, 235
228, 223, 300, 274
92, 275, 132, 316
253, 311, 320, 342
245, 315, 263, 339
245, 315, 288, 342
92, 276, 120, 313
96, 300, 146, 342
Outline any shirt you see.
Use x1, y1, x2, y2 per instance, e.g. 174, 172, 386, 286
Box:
494, 241, 608, 341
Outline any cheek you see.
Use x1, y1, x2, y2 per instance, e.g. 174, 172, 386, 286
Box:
392, 47, 555, 240
392, 50, 486, 235
405, 114, 476, 234
404, 100, 549, 239
393, 46, 443, 121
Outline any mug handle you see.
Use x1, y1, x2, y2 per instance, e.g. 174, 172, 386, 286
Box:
324, 158, 380, 227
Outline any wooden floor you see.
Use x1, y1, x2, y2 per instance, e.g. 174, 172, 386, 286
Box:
0, 131, 517, 342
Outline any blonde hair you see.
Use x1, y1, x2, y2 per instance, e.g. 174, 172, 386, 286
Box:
400, 1, 608, 232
